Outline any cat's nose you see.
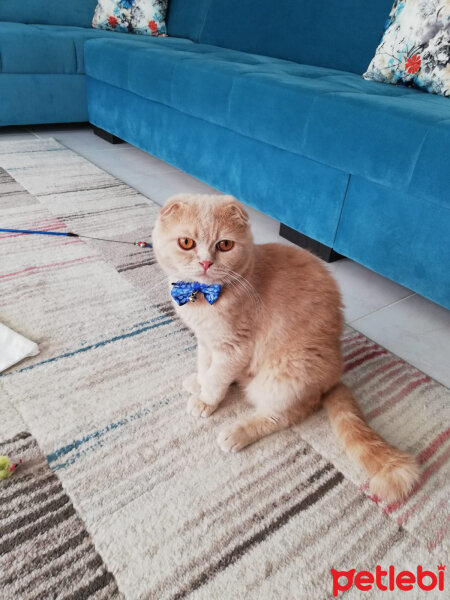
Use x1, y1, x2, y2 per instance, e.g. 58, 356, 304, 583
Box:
199, 260, 213, 272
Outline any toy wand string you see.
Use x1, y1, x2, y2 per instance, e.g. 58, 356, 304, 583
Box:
0, 228, 152, 248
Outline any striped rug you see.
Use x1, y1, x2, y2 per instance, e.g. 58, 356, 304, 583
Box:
0, 432, 122, 599
0, 138, 448, 599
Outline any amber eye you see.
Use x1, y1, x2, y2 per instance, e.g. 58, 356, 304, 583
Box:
216, 240, 235, 252
178, 237, 196, 250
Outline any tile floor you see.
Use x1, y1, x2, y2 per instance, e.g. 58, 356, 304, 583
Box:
2, 124, 449, 387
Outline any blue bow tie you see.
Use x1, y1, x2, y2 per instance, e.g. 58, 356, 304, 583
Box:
171, 281, 222, 306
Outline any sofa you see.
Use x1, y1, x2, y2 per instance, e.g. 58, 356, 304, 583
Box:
1, 0, 449, 309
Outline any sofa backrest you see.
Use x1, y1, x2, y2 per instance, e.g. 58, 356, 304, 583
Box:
0, 0, 98, 28
168, 0, 394, 75
166, 0, 210, 41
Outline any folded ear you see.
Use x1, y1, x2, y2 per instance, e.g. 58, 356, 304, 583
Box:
159, 196, 185, 220
223, 199, 249, 225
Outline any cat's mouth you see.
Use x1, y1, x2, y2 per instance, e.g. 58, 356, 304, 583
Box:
182, 270, 223, 283
197, 271, 217, 282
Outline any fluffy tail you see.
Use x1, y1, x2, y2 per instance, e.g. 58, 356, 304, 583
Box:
324, 383, 419, 502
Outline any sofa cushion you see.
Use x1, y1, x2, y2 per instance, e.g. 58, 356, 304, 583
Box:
363, 0, 450, 97
0, 23, 78, 74
167, 0, 395, 75
0, 22, 192, 75
92, 0, 168, 36
85, 39, 450, 208
0, 0, 98, 28
166, 0, 211, 41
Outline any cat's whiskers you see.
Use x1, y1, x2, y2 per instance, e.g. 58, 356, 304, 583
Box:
220, 274, 250, 302
223, 274, 259, 309
228, 279, 261, 312
218, 267, 262, 303
227, 269, 261, 301
214, 267, 263, 311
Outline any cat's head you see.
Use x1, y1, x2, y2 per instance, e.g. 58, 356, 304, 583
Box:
152, 194, 253, 283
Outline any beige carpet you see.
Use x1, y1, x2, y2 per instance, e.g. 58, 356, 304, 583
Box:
0, 138, 448, 599
0, 432, 123, 599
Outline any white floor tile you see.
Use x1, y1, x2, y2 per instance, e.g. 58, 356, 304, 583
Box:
29, 124, 133, 153
351, 294, 450, 387
73, 146, 211, 205
28, 123, 93, 138
328, 259, 414, 322
246, 205, 292, 245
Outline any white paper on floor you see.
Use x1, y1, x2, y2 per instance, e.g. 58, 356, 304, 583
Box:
0, 323, 39, 373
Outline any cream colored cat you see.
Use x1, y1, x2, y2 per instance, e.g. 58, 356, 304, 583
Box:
152, 193, 419, 501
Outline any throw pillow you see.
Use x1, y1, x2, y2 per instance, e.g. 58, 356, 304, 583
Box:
363, 0, 450, 97
92, 0, 168, 36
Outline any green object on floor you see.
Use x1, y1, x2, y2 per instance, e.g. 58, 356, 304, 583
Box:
0, 456, 13, 480
0, 455, 21, 480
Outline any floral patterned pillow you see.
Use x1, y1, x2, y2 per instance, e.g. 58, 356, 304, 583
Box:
92, 0, 168, 36
363, 0, 450, 97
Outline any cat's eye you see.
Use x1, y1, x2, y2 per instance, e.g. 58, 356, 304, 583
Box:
178, 237, 196, 250
216, 240, 235, 252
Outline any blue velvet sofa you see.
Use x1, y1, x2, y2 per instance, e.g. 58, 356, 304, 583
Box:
1, 1, 449, 309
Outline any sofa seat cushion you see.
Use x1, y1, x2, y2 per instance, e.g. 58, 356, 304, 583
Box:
0, 22, 193, 75
85, 39, 450, 208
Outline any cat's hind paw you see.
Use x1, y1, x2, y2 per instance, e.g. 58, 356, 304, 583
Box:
183, 373, 201, 395
186, 395, 217, 418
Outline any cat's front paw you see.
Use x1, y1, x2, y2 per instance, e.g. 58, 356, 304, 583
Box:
217, 424, 252, 453
183, 373, 201, 394
186, 395, 218, 418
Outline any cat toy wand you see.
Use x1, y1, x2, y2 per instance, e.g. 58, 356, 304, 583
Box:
0, 228, 152, 248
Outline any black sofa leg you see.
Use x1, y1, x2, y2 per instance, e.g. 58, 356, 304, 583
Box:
279, 223, 343, 263
93, 126, 125, 145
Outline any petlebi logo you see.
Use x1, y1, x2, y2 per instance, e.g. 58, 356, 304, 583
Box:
331, 564, 446, 597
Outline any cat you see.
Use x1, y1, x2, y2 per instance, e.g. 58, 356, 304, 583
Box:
152, 193, 420, 502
